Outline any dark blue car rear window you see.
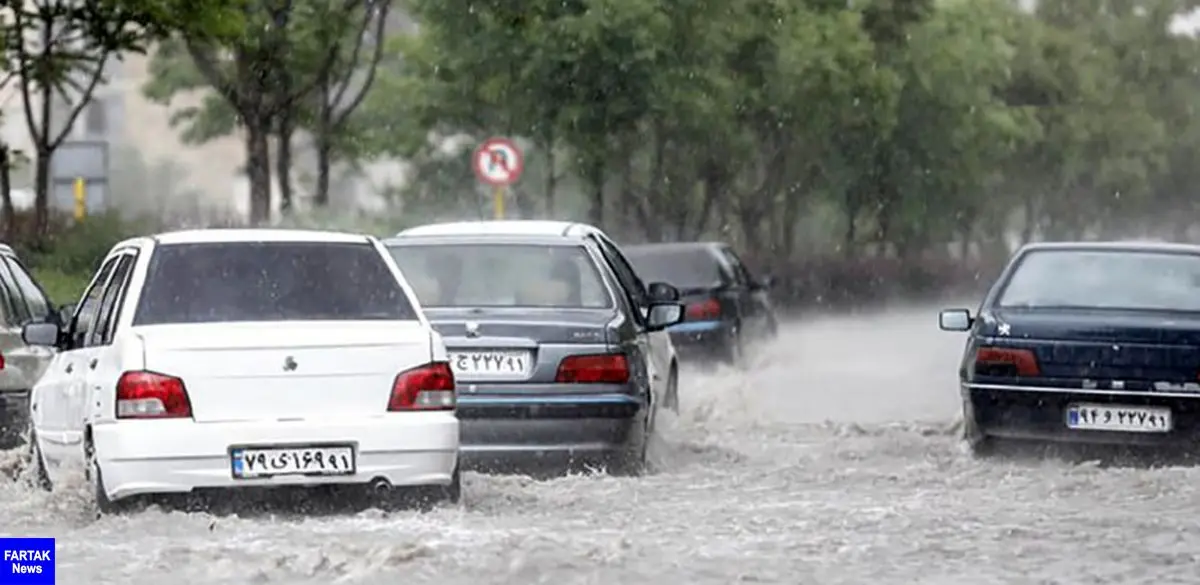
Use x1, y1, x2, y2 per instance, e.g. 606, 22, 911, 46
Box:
998, 249, 1200, 312
625, 248, 724, 290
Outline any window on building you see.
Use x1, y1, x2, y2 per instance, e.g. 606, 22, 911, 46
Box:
85, 98, 108, 135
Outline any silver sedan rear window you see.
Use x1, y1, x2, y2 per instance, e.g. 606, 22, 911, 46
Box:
389, 243, 613, 309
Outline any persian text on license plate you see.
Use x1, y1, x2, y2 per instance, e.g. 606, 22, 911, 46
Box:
451, 350, 532, 377
231, 445, 356, 479
1065, 403, 1172, 433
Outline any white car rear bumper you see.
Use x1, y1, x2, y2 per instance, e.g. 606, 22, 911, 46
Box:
91, 412, 459, 500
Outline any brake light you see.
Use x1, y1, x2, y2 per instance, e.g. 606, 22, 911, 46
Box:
974, 347, 1040, 377
116, 371, 192, 419
686, 298, 721, 320
389, 362, 456, 411
555, 354, 629, 384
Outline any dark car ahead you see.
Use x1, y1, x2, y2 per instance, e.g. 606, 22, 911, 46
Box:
0, 243, 66, 449
624, 242, 778, 365
386, 220, 684, 475
940, 241, 1200, 455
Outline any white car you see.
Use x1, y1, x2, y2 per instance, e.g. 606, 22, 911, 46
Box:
21, 229, 460, 513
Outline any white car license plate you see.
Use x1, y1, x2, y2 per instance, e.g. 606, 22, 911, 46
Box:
230, 445, 356, 479
450, 350, 532, 377
1065, 403, 1172, 433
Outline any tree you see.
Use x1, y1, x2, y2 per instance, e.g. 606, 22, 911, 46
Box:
304, 0, 391, 207
3, 0, 243, 239
0, 23, 21, 240
143, 0, 393, 222
147, 0, 1200, 302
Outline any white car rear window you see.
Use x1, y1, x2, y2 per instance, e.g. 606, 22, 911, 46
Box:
134, 242, 417, 325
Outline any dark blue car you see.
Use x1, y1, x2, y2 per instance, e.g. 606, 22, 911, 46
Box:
940, 241, 1200, 455
624, 242, 778, 366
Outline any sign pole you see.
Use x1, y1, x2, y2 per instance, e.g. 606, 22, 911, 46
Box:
73, 177, 86, 221
493, 185, 506, 219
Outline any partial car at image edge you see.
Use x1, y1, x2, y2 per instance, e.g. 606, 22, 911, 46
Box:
0, 243, 71, 450
941, 241, 1200, 456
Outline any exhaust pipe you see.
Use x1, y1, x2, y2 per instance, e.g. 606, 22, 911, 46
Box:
370, 478, 391, 493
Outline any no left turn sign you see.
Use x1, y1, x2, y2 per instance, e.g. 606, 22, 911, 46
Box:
473, 137, 524, 187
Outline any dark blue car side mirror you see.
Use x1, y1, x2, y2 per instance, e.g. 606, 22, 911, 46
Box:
647, 282, 680, 302
938, 308, 972, 331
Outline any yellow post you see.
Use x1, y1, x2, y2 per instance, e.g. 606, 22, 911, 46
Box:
73, 178, 86, 221
493, 185, 506, 219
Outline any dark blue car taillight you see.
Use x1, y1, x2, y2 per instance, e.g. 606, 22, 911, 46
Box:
974, 347, 1041, 377
685, 298, 721, 321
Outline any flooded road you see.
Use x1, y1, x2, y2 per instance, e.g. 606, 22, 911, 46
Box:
3, 304, 1198, 585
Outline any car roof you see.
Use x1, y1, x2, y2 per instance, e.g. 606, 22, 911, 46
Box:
623, 241, 725, 255
385, 234, 590, 247
152, 228, 374, 246
1018, 241, 1200, 255
395, 220, 602, 239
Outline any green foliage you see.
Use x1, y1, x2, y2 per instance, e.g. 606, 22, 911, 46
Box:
31, 267, 91, 307
272, 207, 421, 237
1, 212, 149, 306
141, 38, 240, 146
339, 0, 1200, 266
100, 0, 247, 42
32, 213, 148, 277
117, 0, 1200, 302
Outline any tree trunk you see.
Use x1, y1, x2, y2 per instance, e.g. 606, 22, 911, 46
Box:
0, 146, 13, 242
842, 187, 863, 257
32, 34, 53, 242
618, 156, 655, 241
513, 187, 536, 219
586, 161, 605, 228
688, 160, 725, 240
1019, 196, 1037, 244
276, 115, 295, 214
314, 134, 333, 208
33, 149, 51, 238
543, 141, 556, 217
738, 207, 765, 260
314, 105, 334, 207
245, 121, 273, 225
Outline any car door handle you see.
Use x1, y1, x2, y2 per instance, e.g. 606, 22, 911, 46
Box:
88, 358, 98, 370
65, 363, 73, 374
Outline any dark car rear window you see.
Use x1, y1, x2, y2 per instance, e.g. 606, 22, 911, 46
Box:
134, 241, 417, 325
625, 247, 724, 290
388, 243, 612, 309
997, 249, 1200, 312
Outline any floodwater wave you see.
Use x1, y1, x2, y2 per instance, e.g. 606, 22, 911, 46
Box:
2, 306, 1197, 585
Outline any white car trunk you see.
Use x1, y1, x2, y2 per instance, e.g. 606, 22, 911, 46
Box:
135, 321, 434, 422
